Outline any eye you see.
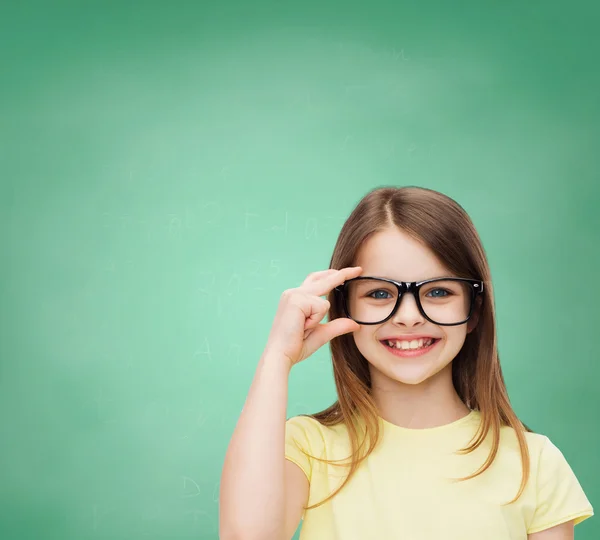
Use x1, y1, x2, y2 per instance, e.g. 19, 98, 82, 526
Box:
426, 288, 452, 298
367, 289, 393, 300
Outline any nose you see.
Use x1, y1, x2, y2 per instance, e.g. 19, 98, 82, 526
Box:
391, 291, 425, 326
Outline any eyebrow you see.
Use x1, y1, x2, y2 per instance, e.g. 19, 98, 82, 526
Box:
363, 274, 456, 282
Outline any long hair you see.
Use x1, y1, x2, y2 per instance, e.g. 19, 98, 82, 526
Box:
301, 185, 533, 511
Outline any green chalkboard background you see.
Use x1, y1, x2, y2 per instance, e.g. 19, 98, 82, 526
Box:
1, 1, 598, 538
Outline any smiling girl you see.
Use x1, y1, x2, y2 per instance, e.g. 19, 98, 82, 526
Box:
220, 186, 594, 540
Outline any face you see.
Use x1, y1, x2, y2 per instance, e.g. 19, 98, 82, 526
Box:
351, 227, 478, 388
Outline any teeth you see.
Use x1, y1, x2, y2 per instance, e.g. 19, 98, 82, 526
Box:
386, 338, 434, 350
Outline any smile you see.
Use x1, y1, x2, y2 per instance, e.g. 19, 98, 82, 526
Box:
380, 338, 441, 357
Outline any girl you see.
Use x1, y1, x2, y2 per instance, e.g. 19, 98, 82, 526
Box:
219, 186, 594, 539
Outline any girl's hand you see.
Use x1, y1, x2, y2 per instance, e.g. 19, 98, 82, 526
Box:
263, 266, 363, 368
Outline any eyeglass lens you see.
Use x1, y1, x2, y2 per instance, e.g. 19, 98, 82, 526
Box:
345, 279, 473, 324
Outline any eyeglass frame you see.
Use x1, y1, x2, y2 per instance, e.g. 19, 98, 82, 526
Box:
334, 276, 484, 327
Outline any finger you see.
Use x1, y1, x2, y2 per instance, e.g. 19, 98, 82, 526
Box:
301, 269, 337, 286
306, 266, 363, 297
303, 299, 330, 329
303, 318, 360, 354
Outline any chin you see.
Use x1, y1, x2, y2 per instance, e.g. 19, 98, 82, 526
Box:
372, 361, 444, 386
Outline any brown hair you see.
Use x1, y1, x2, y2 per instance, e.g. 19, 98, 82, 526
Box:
301, 185, 533, 511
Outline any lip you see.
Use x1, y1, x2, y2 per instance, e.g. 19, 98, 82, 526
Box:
380, 337, 440, 357
379, 334, 440, 341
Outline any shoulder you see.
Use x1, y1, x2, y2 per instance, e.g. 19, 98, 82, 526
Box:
286, 414, 324, 432
500, 424, 579, 468
528, 432, 594, 531
496, 423, 582, 480
285, 414, 323, 439
497, 422, 558, 458
285, 415, 346, 447
521, 431, 576, 482
498, 424, 594, 532
284, 415, 339, 483
522, 430, 551, 458
523, 431, 582, 482
285, 415, 349, 463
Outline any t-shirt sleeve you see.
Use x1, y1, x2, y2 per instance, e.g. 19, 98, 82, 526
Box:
284, 415, 317, 483
527, 436, 594, 534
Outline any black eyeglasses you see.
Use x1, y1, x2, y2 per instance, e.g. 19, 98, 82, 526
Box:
334, 276, 484, 326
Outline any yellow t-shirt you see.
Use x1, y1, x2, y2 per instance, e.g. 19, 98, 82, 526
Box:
285, 410, 594, 539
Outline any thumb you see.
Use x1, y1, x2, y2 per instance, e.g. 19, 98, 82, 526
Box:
303, 318, 360, 355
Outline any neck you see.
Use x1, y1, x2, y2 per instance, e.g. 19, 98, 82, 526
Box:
370, 363, 471, 429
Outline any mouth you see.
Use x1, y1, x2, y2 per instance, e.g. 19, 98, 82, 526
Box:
379, 338, 441, 358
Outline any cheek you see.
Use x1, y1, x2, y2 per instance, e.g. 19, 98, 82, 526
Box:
351, 329, 378, 359
444, 328, 469, 355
